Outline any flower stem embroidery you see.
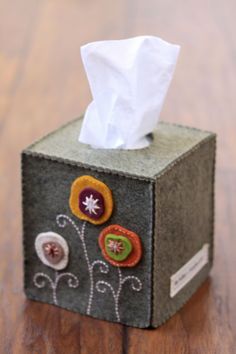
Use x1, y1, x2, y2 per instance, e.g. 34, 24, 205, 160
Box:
95, 267, 142, 321
56, 214, 109, 315
33, 271, 79, 305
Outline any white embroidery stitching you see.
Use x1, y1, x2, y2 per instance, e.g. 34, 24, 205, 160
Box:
33, 271, 79, 305
82, 194, 101, 215
56, 214, 111, 315
96, 267, 142, 321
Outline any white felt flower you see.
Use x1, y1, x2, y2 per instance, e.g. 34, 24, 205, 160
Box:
35, 232, 69, 270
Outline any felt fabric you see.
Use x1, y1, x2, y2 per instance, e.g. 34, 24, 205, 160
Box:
79, 188, 105, 219
99, 225, 142, 267
26, 117, 212, 180
21, 117, 216, 328
35, 232, 69, 270
22, 154, 154, 327
152, 135, 216, 327
105, 235, 132, 261
69, 175, 113, 224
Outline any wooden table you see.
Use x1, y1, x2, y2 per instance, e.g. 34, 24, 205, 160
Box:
1, 0, 235, 353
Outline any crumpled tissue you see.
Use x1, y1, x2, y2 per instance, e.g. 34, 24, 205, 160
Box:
79, 36, 180, 149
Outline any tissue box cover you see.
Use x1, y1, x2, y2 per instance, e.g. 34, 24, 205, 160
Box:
22, 118, 216, 328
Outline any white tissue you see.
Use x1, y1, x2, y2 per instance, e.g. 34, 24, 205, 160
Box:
79, 36, 180, 149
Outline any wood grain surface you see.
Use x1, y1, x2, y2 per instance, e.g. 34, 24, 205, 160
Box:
0, 0, 236, 353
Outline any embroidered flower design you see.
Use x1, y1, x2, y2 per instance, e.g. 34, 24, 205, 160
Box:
69, 175, 113, 225
82, 194, 100, 215
43, 242, 64, 265
35, 232, 69, 270
79, 188, 104, 219
98, 225, 142, 267
107, 239, 124, 254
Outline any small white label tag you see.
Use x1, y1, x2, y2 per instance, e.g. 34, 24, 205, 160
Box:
170, 243, 209, 298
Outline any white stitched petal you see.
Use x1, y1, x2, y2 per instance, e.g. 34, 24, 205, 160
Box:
35, 232, 69, 270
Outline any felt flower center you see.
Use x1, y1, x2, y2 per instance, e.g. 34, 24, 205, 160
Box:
42, 242, 64, 264
107, 240, 124, 254
79, 187, 105, 220
82, 195, 100, 215
105, 234, 132, 262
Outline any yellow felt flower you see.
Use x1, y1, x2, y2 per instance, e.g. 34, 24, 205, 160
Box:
69, 175, 113, 225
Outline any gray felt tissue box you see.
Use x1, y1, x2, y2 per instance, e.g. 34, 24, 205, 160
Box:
21, 117, 216, 328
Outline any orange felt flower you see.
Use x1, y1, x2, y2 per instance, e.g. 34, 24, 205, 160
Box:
98, 225, 142, 267
69, 175, 113, 225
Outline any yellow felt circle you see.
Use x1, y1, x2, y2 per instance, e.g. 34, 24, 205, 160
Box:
69, 175, 113, 225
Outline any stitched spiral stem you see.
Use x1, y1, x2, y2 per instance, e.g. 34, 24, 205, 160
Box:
56, 214, 111, 315
33, 271, 79, 305
95, 267, 142, 322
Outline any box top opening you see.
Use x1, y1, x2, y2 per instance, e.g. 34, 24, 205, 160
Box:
24, 117, 214, 180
